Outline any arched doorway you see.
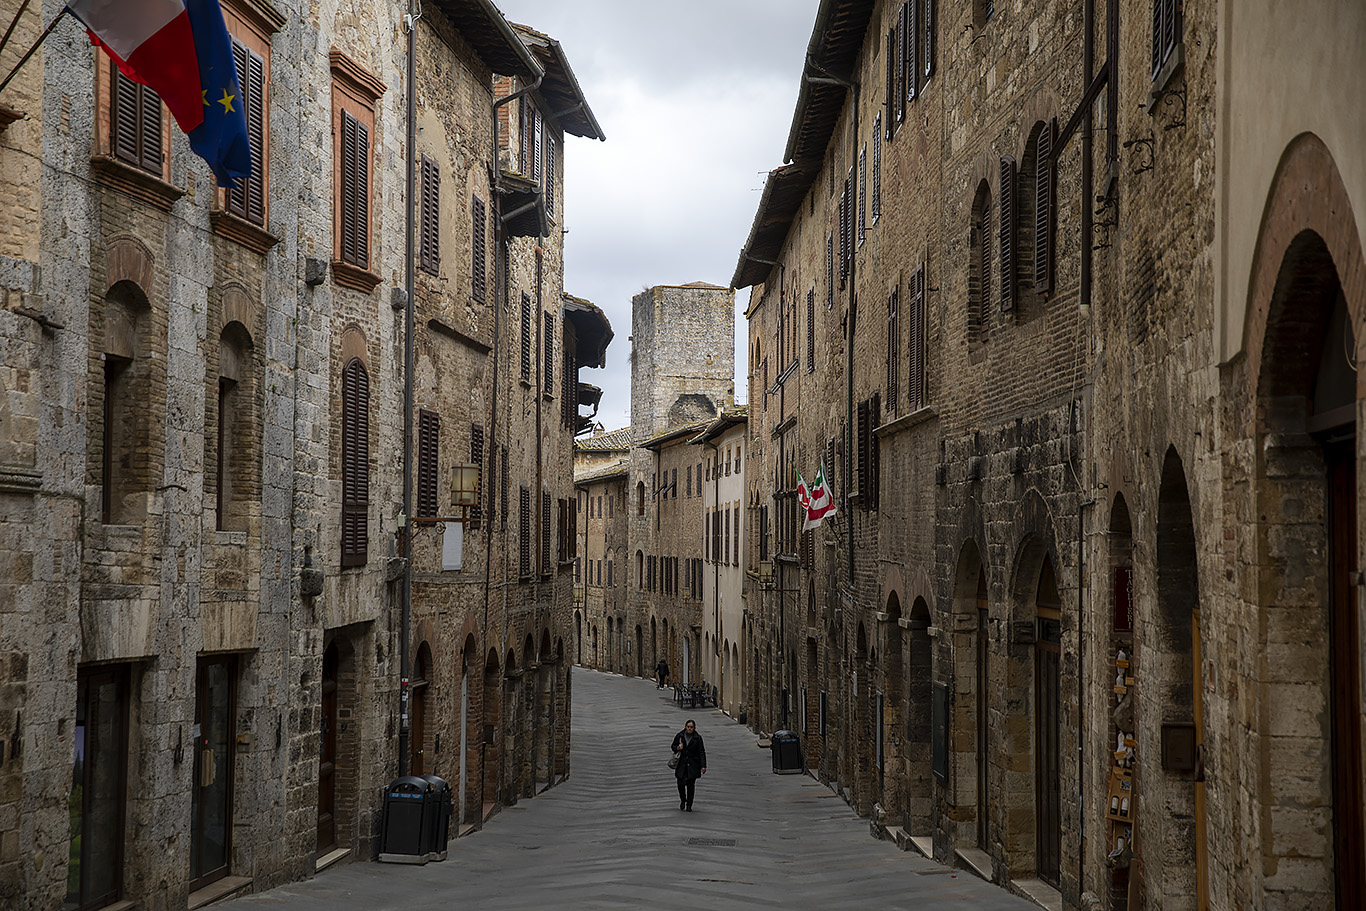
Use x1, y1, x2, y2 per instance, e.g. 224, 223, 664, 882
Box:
1249, 164, 1363, 908
482, 649, 501, 811
907, 597, 933, 835
318, 642, 340, 852
951, 540, 990, 850
410, 642, 432, 775
1033, 557, 1062, 889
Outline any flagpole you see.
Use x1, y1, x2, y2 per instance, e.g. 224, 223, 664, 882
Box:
0, 7, 67, 97
0, 0, 33, 63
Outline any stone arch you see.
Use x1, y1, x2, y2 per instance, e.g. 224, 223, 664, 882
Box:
482, 648, 501, 805
410, 641, 433, 774
100, 280, 155, 525
103, 235, 154, 293
1244, 136, 1364, 908
906, 595, 935, 835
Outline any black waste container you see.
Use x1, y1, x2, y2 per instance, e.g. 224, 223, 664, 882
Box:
379, 776, 432, 863
420, 774, 452, 860
772, 730, 803, 774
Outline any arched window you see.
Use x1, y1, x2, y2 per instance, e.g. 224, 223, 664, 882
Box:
636, 480, 645, 515
341, 356, 370, 566
969, 180, 993, 346
101, 282, 152, 525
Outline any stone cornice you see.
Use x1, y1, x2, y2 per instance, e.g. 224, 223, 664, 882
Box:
329, 49, 386, 104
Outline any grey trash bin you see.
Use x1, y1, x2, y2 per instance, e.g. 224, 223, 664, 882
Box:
771, 730, 803, 774
379, 776, 432, 863
420, 774, 453, 860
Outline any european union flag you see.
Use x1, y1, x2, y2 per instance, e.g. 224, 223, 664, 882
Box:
184, 0, 250, 188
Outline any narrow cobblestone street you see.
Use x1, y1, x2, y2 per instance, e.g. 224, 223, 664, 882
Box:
221, 669, 1033, 910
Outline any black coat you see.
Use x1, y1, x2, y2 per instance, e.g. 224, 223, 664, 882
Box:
671, 730, 706, 781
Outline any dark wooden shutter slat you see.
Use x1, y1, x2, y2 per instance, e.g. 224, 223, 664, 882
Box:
520, 293, 532, 381
807, 288, 815, 372
340, 112, 358, 265
543, 312, 554, 396
907, 0, 918, 101
470, 423, 483, 525
541, 490, 551, 574
226, 41, 250, 218
895, 4, 907, 123
870, 392, 881, 511
885, 30, 895, 137
139, 83, 162, 174
342, 359, 369, 566
909, 268, 925, 410
471, 194, 486, 301
1152, 0, 1164, 78
1000, 155, 1016, 311
1034, 120, 1054, 293
924, 0, 935, 79
545, 135, 556, 218
417, 409, 439, 518
500, 446, 509, 526
354, 119, 369, 268
887, 286, 898, 411
826, 233, 834, 310
857, 398, 870, 509
246, 49, 266, 224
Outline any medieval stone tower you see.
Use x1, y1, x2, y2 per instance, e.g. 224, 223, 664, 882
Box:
629, 282, 736, 438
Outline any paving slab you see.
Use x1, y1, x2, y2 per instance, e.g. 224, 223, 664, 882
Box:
220, 669, 1034, 911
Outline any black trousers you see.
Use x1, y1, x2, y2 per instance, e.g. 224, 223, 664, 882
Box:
676, 777, 695, 805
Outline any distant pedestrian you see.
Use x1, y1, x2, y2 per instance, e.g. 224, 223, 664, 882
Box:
671, 719, 707, 811
656, 658, 669, 689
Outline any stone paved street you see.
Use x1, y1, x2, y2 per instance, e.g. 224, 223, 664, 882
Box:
221, 669, 1034, 911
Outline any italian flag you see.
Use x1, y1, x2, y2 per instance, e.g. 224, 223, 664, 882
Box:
804, 461, 836, 531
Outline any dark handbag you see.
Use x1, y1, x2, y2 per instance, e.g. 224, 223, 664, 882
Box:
668, 752, 680, 770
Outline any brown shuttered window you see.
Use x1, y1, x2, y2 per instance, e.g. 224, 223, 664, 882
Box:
500, 445, 509, 528
895, 7, 907, 123
519, 486, 531, 578
419, 155, 440, 274
541, 491, 552, 575
734, 507, 741, 565
341, 358, 369, 566
339, 110, 370, 269
858, 146, 867, 245
470, 423, 484, 527
807, 289, 816, 372
885, 29, 896, 136
112, 66, 163, 175
532, 109, 543, 182
872, 115, 882, 221
543, 312, 555, 396
1034, 119, 1055, 293
1000, 155, 1017, 312
908, 267, 926, 411
562, 345, 576, 429
416, 409, 439, 517
672, 468, 678, 498
520, 293, 533, 382
519, 97, 531, 174
857, 398, 870, 508
905, 1, 918, 102
545, 134, 557, 218
686, 465, 692, 497
226, 41, 266, 224
923, 0, 936, 80
1152, 0, 1181, 80
471, 195, 487, 301
838, 186, 848, 284
886, 286, 899, 411
826, 233, 834, 310
844, 168, 855, 277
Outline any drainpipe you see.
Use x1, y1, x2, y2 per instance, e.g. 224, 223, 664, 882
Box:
398, 1, 420, 780
803, 58, 858, 592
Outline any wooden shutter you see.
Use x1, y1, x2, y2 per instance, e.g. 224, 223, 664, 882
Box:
838, 185, 848, 282
1151, 0, 1164, 78
909, 268, 925, 410
419, 156, 440, 274
999, 156, 1017, 311
500, 445, 509, 527
857, 398, 870, 509
980, 192, 992, 333
870, 392, 881, 511
735, 508, 741, 565
416, 409, 439, 517
138, 83, 162, 174
545, 134, 556, 217
519, 486, 531, 577
519, 97, 530, 173
923, 0, 936, 79
470, 423, 484, 526
340, 111, 369, 268
906, 0, 918, 101
541, 491, 551, 574
471, 195, 486, 301
543, 312, 555, 395
532, 110, 543, 182
885, 30, 896, 137
228, 42, 266, 224
826, 233, 834, 310
845, 167, 855, 274
858, 146, 867, 243
341, 358, 369, 566
1034, 120, 1054, 293
807, 288, 816, 372
895, 5, 907, 123
520, 293, 532, 381
872, 114, 882, 219
562, 345, 576, 428
887, 286, 899, 411
113, 67, 141, 166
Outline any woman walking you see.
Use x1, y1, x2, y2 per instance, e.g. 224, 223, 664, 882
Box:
671, 719, 706, 811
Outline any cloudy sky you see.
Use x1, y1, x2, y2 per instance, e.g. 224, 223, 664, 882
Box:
493, 0, 822, 432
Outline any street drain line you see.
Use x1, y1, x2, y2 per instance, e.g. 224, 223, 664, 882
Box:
685, 837, 737, 847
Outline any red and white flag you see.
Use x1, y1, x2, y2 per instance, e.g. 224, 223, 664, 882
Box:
804, 461, 837, 531
68, 0, 207, 132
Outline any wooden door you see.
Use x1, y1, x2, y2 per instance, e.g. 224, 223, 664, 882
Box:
190, 656, 236, 890
317, 645, 338, 852
977, 571, 989, 849
1328, 441, 1363, 908
1036, 613, 1062, 887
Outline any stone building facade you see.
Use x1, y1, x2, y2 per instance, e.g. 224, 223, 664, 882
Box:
0, 1, 607, 907
573, 459, 628, 671
735, 2, 1366, 911
697, 410, 749, 716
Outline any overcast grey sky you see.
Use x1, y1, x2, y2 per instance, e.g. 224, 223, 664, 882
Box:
492, 0, 822, 432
